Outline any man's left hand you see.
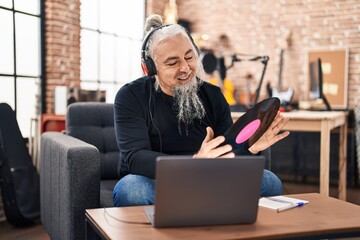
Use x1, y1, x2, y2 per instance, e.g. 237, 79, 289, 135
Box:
248, 111, 290, 154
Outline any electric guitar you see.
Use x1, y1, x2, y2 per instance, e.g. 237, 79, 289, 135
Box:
267, 30, 294, 105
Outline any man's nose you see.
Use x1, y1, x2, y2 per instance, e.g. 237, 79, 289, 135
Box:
179, 59, 190, 72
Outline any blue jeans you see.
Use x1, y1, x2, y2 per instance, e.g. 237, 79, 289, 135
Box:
112, 170, 282, 207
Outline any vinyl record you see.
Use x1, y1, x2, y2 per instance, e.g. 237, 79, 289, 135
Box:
224, 97, 280, 148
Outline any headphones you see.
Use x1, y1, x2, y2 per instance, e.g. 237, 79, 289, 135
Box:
141, 24, 200, 77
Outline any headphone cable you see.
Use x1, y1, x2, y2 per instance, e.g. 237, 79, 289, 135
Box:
148, 78, 163, 152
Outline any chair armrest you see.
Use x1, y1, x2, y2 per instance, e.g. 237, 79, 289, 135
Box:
261, 147, 272, 170
40, 132, 100, 240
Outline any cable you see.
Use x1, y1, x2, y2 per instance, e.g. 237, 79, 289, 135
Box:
103, 208, 150, 225
148, 78, 163, 152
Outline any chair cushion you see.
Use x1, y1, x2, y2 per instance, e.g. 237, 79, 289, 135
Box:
100, 179, 118, 207
66, 102, 119, 179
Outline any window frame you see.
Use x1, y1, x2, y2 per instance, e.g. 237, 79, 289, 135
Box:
0, 0, 44, 138
79, 0, 145, 103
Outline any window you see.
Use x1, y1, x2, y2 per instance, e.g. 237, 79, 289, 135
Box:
80, 0, 145, 103
0, 1, 42, 138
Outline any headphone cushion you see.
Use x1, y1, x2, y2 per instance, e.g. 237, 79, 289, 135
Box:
142, 57, 157, 76
141, 61, 149, 76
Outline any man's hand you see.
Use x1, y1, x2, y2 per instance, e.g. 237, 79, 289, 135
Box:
193, 127, 235, 158
248, 111, 290, 154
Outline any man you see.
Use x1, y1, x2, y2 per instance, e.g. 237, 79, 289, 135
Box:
113, 14, 289, 207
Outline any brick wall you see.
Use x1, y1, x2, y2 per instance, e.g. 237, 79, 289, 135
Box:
44, 0, 81, 113
42, 0, 359, 112
148, 0, 360, 109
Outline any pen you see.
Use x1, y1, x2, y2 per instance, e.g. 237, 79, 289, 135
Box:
277, 202, 304, 213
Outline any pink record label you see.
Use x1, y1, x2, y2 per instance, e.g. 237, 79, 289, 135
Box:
235, 119, 261, 144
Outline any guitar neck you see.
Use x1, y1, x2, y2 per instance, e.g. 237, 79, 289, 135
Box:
277, 49, 285, 91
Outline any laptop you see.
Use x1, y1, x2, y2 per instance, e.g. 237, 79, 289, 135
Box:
144, 155, 265, 228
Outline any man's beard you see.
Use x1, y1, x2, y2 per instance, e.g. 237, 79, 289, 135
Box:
172, 77, 206, 134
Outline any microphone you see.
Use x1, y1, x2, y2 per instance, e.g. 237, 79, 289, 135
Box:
201, 51, 217, 74
201, 52, 228, 79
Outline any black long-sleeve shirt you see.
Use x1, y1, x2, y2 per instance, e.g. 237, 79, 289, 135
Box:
114, 76, 250, 179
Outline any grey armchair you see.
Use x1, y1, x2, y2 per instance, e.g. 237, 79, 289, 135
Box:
39, 102, 273, 239
40, 102, 119, 240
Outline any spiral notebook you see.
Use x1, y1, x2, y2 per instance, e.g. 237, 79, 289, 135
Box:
259, 196, 309, 211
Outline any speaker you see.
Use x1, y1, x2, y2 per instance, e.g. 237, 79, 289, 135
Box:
141, 24, 199, 77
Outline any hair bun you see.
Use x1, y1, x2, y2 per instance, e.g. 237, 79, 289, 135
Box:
144, 14, 163, 34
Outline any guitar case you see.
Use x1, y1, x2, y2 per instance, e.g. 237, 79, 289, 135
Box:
0, 103, 40, 226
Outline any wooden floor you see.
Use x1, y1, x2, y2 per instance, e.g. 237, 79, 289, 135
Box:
0, 181, 359, 240
0, 219, 49, 240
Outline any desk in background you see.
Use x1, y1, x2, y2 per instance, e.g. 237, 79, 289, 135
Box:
231, 110, 348, 200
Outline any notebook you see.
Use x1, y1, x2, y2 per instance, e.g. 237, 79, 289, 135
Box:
259, 196, 309, 212
144, 155, 266, 228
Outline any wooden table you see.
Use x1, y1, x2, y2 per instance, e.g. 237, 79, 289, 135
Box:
232, 110, 348, 200
85, 193, 360, 240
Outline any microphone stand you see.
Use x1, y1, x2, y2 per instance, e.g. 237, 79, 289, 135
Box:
228, 54, 270, 107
